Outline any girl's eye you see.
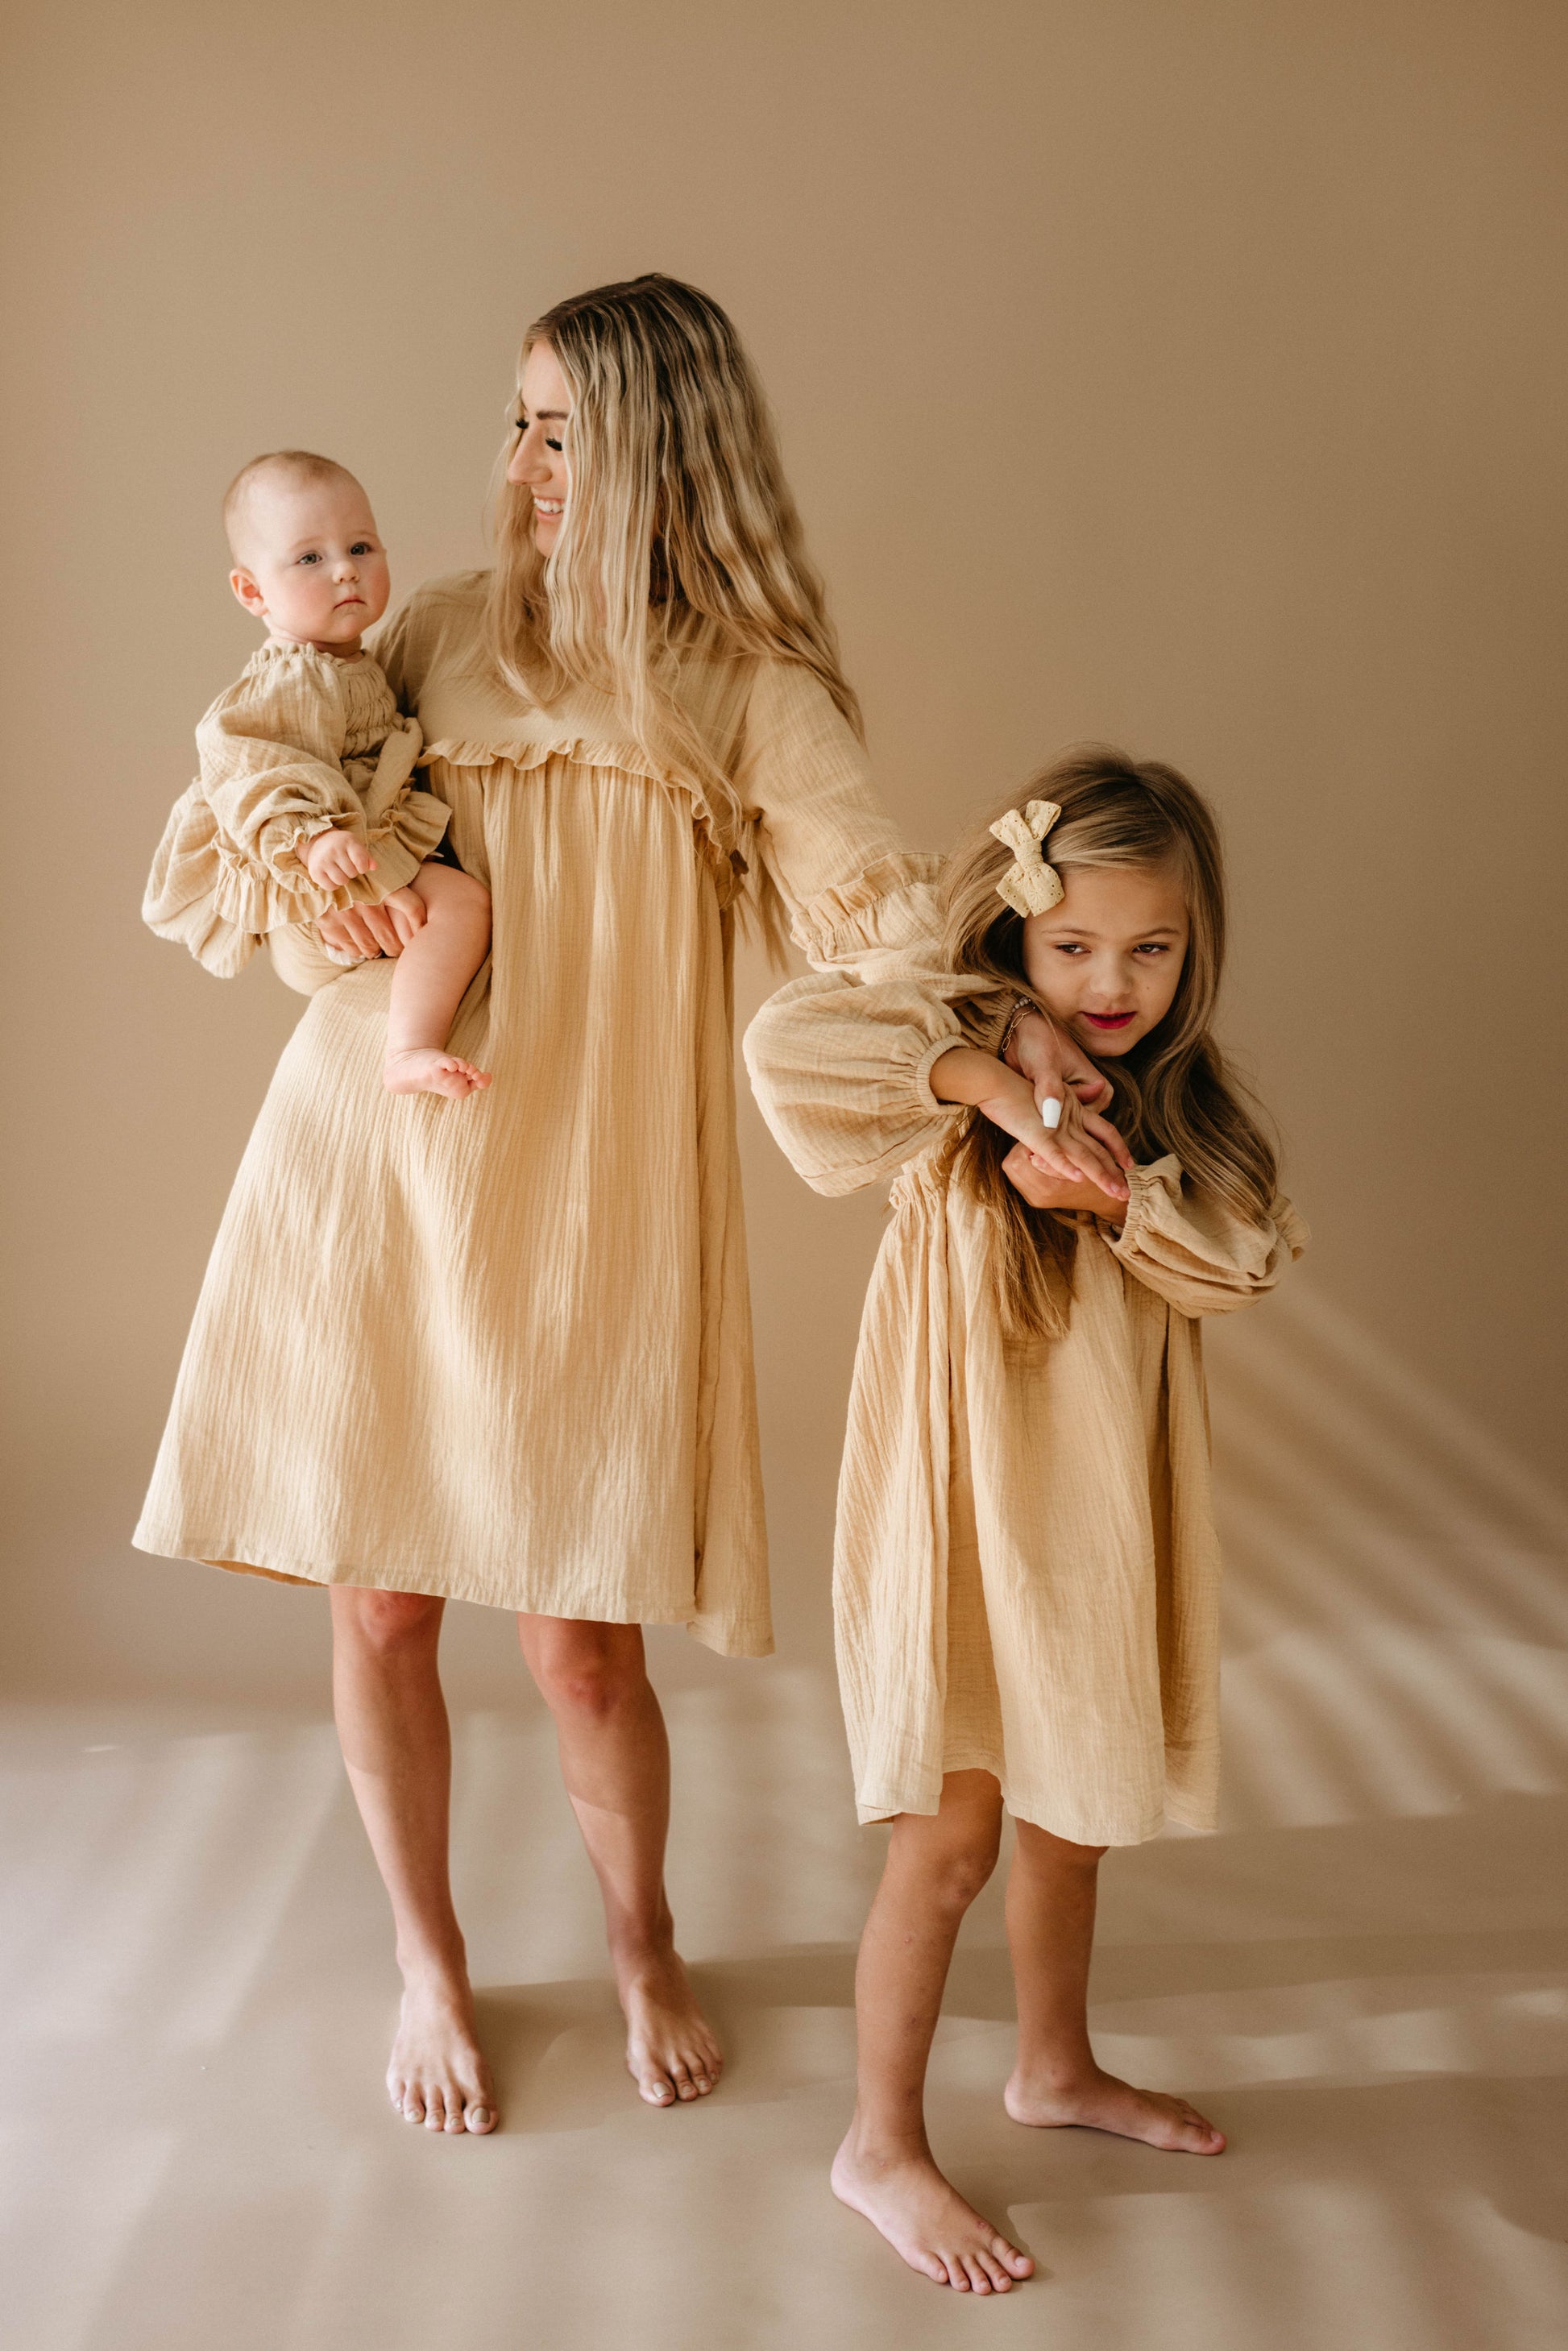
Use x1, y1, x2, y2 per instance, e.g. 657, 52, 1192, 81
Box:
1135, 943, 1168, 957
297, 550, 321, 565
1054, 942, 1088, 956
349, 541, 373, 556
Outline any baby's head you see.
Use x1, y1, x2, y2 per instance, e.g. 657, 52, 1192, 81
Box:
945, 748, 1226, 1065
224, 450, 389, 652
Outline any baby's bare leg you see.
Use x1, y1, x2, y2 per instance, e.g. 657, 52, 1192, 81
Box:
1002, 1821, 1224, 2151
384, 863, 492, 1099
832, 1771, 1034, 2294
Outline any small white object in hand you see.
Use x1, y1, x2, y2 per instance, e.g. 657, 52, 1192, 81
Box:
1039, 1096, 1064, 1130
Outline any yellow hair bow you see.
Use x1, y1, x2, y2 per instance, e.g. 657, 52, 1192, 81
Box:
989, 799, 1064, 917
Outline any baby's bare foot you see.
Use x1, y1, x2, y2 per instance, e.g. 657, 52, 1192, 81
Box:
617, 1949, 723, 2107
831, 2129, 1034, 2292
384, 1047, 492, 1100
386, 1973, 497, 2135
1004, 2063, 1224, 2152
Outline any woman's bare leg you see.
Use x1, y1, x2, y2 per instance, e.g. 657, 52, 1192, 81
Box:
329, 1587, 496, 2133
383, 862, 492, 1099
832, 1771, 1034, 2293
516, 1616, 721, 2108
1002, 1821, 1223, 2151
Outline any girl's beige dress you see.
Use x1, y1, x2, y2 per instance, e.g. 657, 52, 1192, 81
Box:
135, 574, 939, 1656
744, 972, 1306, 1843
143, 639, 451, 976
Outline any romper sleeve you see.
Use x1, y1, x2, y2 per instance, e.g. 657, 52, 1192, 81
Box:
195, 648, 361, 885
733, 659, 944, 978
1101, 1155, 1308, 1317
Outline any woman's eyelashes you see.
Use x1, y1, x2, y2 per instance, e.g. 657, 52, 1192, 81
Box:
514, 413, 565, 451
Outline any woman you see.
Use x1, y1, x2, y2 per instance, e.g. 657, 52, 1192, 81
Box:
136, 276, 1119, 2133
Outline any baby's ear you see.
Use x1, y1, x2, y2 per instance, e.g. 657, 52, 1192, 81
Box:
230, 566, 267, 618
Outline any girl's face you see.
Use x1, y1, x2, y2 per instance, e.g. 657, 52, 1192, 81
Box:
507, 338, 571, 557
1021, 860, 1189, 1057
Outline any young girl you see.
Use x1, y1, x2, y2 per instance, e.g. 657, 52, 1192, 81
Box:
745, 747, 1306, 2294
143, 448, 492, 1097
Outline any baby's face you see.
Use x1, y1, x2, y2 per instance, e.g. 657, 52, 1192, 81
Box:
230, 479, 390, 650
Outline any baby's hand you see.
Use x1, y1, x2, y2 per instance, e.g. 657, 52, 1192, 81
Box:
303, 827, 376, 889
380, 885, 428, 948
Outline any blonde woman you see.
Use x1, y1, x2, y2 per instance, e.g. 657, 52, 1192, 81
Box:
136, 276, 1127, 2132
747, 749, 1306, 2291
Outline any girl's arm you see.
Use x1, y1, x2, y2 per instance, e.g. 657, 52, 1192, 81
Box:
739, 660, 1129, 1199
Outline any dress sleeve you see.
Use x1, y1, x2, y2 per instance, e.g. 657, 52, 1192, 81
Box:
195, 650, 359, 881
743, 968, 984, 1197
733, 660, 943, 976
1102, 1155, 1308, 1317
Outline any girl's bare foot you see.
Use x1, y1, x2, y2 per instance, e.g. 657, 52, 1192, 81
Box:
616, 1948, 723, 2107
386, 1972, 497, 2134
831, 2129, 1034, 2292
384, 1047, 492, 1099
1004, 2063, 1224, 2152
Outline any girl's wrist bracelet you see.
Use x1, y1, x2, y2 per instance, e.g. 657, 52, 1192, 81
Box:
996, 994, 1039, 1064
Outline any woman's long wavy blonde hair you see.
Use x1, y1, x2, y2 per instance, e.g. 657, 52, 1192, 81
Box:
939, 745, 1279, 1343
486, 273, 861, 891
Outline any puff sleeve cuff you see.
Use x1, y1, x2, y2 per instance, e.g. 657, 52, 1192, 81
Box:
744, 971, 981, 1196
1103, 1155, 1309, 1318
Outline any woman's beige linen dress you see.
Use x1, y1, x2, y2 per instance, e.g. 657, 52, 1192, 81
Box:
135, 573, 939, 1656
744, 971, 1306, 1842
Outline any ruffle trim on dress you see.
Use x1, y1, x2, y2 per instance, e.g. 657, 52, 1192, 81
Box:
423, 734, 751, 901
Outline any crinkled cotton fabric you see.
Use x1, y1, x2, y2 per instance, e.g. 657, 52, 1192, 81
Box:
745, 968, 1306, 1839
143, 639, 451, 977
135, 573, 940, 1655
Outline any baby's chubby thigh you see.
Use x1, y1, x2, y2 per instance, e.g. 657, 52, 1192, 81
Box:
269, 923, 371, 997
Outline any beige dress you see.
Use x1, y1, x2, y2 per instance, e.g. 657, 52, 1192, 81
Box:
143, 639, 451, 977
744, 970, 1307, 1841
135, 574, 940, 1655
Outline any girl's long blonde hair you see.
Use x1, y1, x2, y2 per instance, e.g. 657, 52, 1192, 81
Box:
939, 745, 1279, 1343
486, 273, 861, 889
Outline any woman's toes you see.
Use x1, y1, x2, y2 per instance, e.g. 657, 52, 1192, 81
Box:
401, 2092, 426, 2125
422, 2089, 447, 2131
465, 2101, 496, 2133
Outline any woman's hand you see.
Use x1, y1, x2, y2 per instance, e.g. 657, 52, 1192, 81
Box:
303, 827, 376, 889
315, 890, 425, 960
998, 1144, 1129, 1225
1002, 1010, 1130, 1203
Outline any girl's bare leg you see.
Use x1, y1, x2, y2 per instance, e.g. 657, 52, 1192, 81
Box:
384, 862, 492, 1099
832, 1771, 1034, 2293
1002, 1821, 1223, 2150
329, 1587, 496, 2133
516, 1616, 722, 2108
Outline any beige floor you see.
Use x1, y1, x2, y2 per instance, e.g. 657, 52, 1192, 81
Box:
5, 1290, 1566, 2351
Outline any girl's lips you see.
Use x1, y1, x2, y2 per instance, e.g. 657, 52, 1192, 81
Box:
1081, 1010, 1135, 1029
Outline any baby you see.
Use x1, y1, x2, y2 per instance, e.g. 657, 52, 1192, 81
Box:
144, 450, 491, 1099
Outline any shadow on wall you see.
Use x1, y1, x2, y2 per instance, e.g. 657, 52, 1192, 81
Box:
1205, 1276, 1568, 1832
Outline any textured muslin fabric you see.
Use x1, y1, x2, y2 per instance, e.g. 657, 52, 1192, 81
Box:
135, 575, 940, 1656
744, 969, 1307, 1840
143, 640, 451, 978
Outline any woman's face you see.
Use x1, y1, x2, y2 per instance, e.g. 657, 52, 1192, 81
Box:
1020, 861, 1189, 1057
508, 338, 572, 557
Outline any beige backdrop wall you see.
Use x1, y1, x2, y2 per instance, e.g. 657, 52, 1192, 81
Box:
3, 0, 1564, 1706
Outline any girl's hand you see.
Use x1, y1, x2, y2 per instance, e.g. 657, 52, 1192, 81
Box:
303, 827, 376, 889
1004, 1009, 1130, 1203
998, 1143, 1128, 1225
928, 1047, 1117, 1186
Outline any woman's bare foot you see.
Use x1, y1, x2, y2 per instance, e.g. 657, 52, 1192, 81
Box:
384, 1047, 492, 1100
386, 1971, 497, 2134
831, 2128, 1034, 2292
1004, 2063, 1224, 2152
616, 1948, 723, 2107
